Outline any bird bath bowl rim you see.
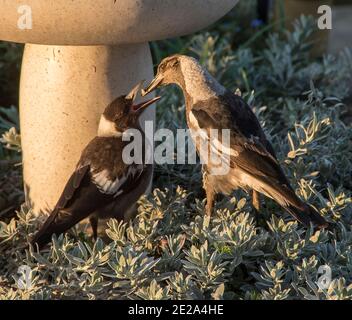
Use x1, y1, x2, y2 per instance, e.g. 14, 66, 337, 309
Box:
0, 0, 239, 45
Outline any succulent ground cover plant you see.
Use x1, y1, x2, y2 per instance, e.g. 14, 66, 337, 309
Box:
0, 14, 352, 300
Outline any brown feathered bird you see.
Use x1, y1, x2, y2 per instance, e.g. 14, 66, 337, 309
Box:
31, 82, 160, 249
143, 55, 328, 228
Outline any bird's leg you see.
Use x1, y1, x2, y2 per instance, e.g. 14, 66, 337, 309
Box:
89, 216, 99, 240
205, 187, 215, 217
252, 190, 261, 212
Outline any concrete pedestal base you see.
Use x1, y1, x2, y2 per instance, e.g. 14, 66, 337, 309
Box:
20, 43, 154, 215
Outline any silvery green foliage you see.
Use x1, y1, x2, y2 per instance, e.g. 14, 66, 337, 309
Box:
0, 106, 20, 157
1, 17, 352, 300
0, 127, 21, 153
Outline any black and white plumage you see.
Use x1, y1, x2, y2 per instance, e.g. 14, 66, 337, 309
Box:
143, 55, 328, 228
31, 82, 160, 249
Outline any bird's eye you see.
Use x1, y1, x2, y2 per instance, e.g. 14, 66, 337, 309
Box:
171, 60, 179, 69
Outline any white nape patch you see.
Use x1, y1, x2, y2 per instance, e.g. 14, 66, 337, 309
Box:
179, 56, 226, 104
97, 115, 122, 137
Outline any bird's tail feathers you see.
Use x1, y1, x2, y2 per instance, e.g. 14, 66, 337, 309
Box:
283, 203, 328, 229
30, 208, 60, 250
30, 207, 78, 250
262, 181, 328, 229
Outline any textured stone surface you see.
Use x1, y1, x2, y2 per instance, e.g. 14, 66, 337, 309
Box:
0, 0, 238, 45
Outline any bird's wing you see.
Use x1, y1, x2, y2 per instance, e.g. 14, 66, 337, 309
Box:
91, 164, 144, 197
31, 137, 145, 249
30, 161, 93, 249
55, 163, 91, 210
86, 136, 145, 197
187, 87, 327, 227
190, 102, 328, 227
191, 94, 303, 209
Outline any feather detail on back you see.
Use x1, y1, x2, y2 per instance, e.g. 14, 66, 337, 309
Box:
92, 169, 122, 195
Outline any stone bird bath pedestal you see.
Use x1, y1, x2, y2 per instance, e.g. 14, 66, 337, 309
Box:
0, 0, 239, 215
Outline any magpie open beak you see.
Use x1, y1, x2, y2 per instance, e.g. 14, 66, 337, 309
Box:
141, 74, 164, 96
126, 80, 145, 101
126, 80, 161, 113
132, 96, 161, 112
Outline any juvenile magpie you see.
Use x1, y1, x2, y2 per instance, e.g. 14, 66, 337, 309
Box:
31, 82, 160, 249
142, 55, 328, 228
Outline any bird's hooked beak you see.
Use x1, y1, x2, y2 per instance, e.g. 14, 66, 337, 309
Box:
126, 80, 161, 113
141, 73, 164, 96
